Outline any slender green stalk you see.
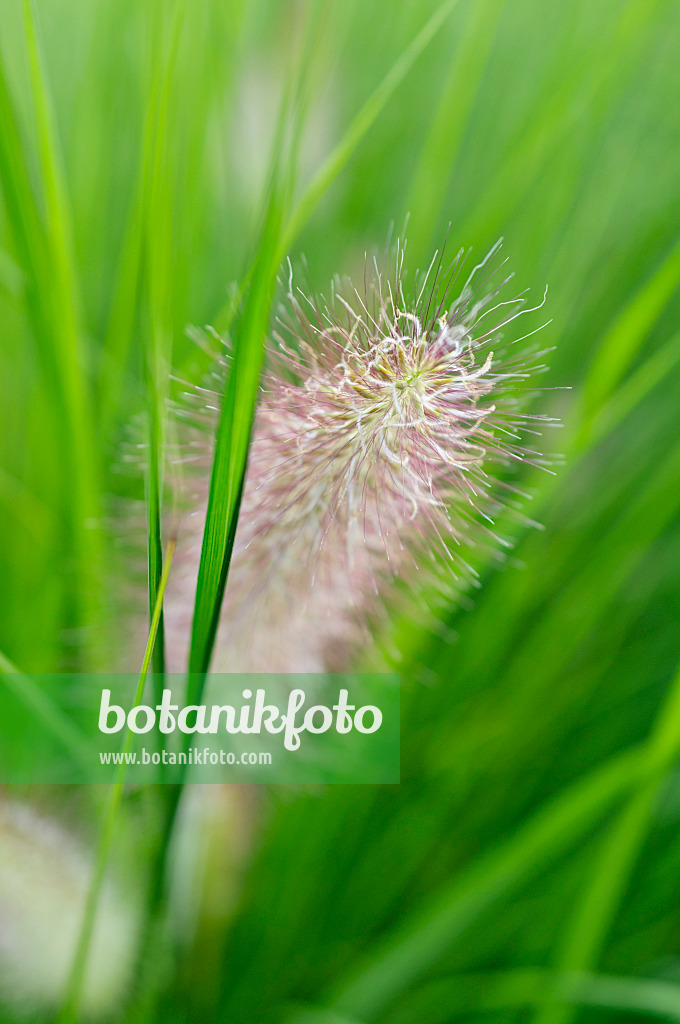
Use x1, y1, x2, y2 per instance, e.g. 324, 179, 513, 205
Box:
57, 537, 176, 1024
143, 0, 187, 684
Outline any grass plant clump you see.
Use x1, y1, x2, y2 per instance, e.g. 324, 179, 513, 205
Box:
1, 1, 680, 1022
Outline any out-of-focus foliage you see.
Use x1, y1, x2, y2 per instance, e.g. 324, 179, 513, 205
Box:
1, 0, 680, 1022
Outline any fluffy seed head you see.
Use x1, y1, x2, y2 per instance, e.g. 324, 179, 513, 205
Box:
165, 238, 553, 672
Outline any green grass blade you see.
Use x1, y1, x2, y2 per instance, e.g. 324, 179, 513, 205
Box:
531, 657, 680, 1024
184, 0, 328, 686
98, 194, 144, 434
280, 0, 461, 256
406, 0, 507, 260
0, 56, 47, 295
456, 0, 670, 248
578, 329, 680, 451
211, 0, 460, 340
143, 0, 187, 682
187, 191, 285, 687
22, 0, 79, 347
0, 465, 54, 540
58, 536, 176, 1024
96, 0, 186, 679
19, 0, 103, 652
582, 235, 680, 416
366, 970, 680, 1022
430, 441, 680, 777
573, 974, 680, 1021
0, 649, 92, 765
321, 748, 644, 1021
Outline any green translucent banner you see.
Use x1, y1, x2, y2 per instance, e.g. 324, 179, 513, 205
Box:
0, 673, 400, 784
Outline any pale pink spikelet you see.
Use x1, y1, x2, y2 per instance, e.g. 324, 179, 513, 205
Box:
164, 239, 554, 672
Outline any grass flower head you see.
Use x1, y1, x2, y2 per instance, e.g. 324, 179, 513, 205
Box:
167, 238, 553, 672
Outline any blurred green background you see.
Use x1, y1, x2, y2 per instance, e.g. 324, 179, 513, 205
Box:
2, 0, 680, 1021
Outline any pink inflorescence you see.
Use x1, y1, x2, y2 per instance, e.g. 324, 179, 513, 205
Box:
166, 239, 553, 672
